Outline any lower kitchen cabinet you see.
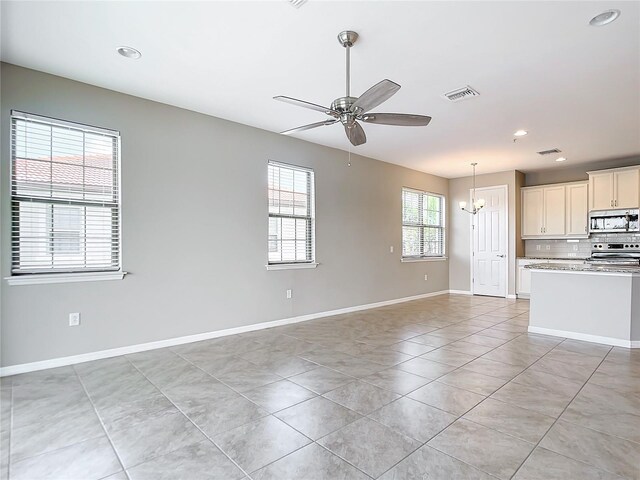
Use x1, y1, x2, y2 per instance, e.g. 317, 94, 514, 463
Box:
517, 259, 585, 297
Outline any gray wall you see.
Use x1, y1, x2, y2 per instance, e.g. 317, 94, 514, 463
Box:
0, 63, 449, 367
525, 155, 640, 186
449, 170, 523, 296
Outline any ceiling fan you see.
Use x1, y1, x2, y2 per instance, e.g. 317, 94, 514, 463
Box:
274, 30, 432, 147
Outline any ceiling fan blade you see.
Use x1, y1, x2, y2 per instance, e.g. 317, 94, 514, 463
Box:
361, 113, 432, 126
351, 79, 401, 114
280, 119, 338, 135
274, 96, 338, 116
344, 121, 366, 146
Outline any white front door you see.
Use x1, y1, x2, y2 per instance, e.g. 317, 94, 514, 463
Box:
472, 186, 507, 297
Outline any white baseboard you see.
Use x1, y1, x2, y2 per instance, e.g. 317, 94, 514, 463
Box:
449, 290, 517, 300
528, 326, 639, 348
506, 294, 517, 299
1, 289, 452, 376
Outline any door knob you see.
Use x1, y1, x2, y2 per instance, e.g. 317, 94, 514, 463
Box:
497, 254, 506, 258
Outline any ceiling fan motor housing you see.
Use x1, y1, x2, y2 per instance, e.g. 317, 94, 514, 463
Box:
331, 97, 360, 126
330, 96, 357, 112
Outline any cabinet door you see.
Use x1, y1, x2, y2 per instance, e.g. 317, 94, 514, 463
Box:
517, 265, 531, 295
522, 188, 544, 236
566, 183, 588, 236
590, 172, 613, 210
543, 186, 566, 235
614, 169, 640, 209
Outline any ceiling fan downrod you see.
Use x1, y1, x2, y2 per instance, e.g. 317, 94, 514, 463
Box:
338, 31, 358, 100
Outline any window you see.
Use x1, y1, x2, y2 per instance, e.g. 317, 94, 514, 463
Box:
402, 188, 445, 258
10, 111, 121, 275
267, 161, 315, 264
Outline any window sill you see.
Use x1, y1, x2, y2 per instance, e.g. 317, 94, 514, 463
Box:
265, 263, 318, 271
401, 257, 448, 263
6, 271, 127, 286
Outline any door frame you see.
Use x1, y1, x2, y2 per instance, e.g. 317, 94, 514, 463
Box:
469, 184, 509, 298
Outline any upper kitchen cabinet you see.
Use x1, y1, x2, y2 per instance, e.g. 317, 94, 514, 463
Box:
588, 166, 640, 211
522, 188, 544, 237
566, 182, 589, 236
543, 185, 566, 235
522, 181, 588, 239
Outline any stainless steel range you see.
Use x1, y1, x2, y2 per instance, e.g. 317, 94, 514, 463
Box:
589, 235, 640, 265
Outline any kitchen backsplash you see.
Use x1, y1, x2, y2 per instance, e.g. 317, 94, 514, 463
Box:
524, 239, 591, 258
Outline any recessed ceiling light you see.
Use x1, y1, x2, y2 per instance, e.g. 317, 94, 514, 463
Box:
556, 157, 567, 162
116, 46, 141, 59
514, 130, 528, 137
589, 9, 620, 26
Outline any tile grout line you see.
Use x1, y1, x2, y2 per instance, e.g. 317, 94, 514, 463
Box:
166, 348, 374, 479
416, 333, 579, 478
3, 296, 538, 479
171, 297, 517, 478
321, 302, 528, 479
505, 341, 614, 479
331, 301, 622, 479
71, 365, 131, 480
366, 303, 533, 478
126, 359, 254, 480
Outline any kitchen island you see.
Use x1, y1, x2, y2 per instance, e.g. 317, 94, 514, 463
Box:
526, 263, 640, 348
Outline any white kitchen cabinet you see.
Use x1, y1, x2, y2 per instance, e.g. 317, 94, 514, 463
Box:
566, 182, 589, 237
522, 188, 544, 237
517, 259, 545, 297
543, 186, 566, 236
588, 166, 640, 210
589, 171, 614, 210
517, 258, 585, 297
614, 169, 640, 209
522, 181, 588, 239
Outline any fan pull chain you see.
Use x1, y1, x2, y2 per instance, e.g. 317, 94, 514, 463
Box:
347, 141, 352, 167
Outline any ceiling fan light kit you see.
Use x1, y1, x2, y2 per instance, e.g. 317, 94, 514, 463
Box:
274, 30, 432, 146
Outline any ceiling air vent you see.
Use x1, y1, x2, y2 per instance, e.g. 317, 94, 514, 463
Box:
442, 85, 480, 102
537, 148, 562, 155
288, 0, 308, 7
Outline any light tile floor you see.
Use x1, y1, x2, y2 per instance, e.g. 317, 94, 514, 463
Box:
1, 294, 639, 479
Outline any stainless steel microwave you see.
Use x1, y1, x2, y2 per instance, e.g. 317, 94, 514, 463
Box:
589, 209, 640, 234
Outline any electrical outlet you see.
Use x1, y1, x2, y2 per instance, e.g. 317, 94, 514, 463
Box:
545, 245, 551, 251
286, 289, 292, 299
568, 252, 577, 257
389, 246, 394, 253
424, 274, 428, 281
536, 245, 541, 251
573, 245, 578, 251
68, 312, 80, 327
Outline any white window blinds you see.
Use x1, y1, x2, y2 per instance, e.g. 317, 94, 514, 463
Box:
268, 161, 315, 264
10, 111, 121, 275
402, 188, 445, 258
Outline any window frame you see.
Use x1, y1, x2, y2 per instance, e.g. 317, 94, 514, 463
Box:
401, 187, 446, 260
7, 110, 124, 284
266, 160, 317, 269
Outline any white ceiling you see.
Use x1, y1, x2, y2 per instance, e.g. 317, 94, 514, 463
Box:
2, 1, 639, 178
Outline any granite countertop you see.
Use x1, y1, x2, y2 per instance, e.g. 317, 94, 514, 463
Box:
517, 256, 588, 260
525, 262, 640, 274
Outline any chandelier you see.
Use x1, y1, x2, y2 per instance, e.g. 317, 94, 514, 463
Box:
459, 163, 485, 215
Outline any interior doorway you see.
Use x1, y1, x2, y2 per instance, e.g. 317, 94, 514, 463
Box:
470, 185, 509, 297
